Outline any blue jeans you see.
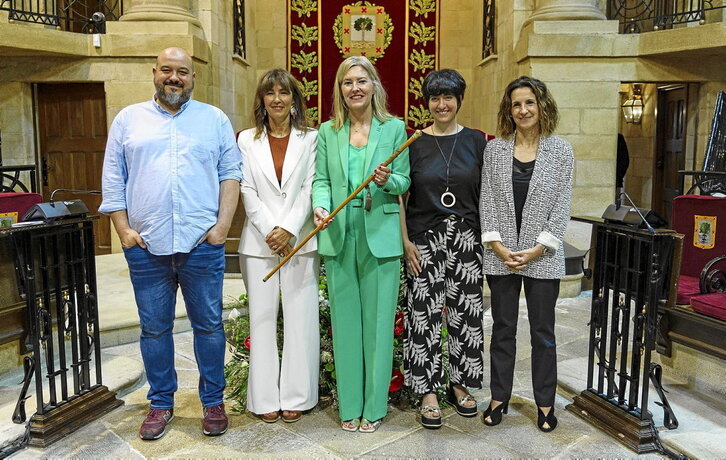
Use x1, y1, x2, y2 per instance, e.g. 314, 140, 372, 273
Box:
123, 241, 226, 409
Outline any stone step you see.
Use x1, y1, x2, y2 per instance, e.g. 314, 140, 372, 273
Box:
96, 252, 246, 348
0, 352, 143, 452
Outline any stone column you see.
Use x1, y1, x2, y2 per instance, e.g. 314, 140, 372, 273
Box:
525, 0, 606, 25
120, 0, 200, 26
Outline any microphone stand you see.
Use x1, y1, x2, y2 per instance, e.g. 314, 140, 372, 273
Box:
50, 189, 101, 203
618, 191, 655, 233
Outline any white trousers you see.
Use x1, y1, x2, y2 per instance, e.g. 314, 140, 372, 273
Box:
240, 252, 320, 414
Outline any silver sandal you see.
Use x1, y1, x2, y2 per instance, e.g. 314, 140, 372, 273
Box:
419, 405, 442, 429
359, 418, 382, 433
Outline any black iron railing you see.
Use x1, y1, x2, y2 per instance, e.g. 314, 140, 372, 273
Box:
233, 0, 246, 58
0, 0, 122, 33
568, 218, 680, 454
0, 165, 37, 193
482, 0, 495, 58
4, 217, 122, 447
681, 90, 726, 195
608, 0, 726, 33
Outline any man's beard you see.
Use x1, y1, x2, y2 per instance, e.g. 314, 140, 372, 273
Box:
155, 81, 193, 110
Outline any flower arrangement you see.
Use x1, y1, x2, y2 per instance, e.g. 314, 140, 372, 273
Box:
224, 263, 451, 413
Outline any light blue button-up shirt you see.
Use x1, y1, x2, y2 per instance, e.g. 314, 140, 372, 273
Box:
99, 98, 242, 255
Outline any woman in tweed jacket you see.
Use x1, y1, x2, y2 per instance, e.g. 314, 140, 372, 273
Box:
479, 76, 573, 432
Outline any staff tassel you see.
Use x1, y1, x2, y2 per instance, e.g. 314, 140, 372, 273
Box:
263, 129, 422, 281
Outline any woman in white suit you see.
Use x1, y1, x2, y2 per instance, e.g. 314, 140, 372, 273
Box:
237, 69, 319, 423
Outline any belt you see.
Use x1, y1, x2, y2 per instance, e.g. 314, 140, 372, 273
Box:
349, 197, 363, 207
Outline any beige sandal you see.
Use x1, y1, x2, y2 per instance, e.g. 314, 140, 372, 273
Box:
259, 411, 280, 423
359, 418, 382, 433
341, 418, 360, 432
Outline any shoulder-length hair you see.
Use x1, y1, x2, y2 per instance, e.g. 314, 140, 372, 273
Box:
497, 76, 559, 139
330, 56, 393, 130
253, 69, 309, 139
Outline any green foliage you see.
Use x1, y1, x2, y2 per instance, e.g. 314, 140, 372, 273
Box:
408, 49, 435, 73
410, 0, 436, 18
353, 16, 374, 32
300, 77, 319, 100
408, 76, 425, 99
291, 50, 319, 74
409, 21, 436, 45
290, 0, 317, 18
291, 23, 319, 47
224, 264, 451, 413
306, 107, 319, 125
223, 295, 251, 414
408, 104, 433, 128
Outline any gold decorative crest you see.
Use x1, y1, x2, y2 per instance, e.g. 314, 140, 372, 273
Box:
694, 215, 717, 249
333, 2, 393, 62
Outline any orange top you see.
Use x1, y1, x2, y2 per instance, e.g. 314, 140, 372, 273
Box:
268, 133, 290, 184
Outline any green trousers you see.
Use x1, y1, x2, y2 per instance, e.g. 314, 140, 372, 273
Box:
325, 205, 400, 422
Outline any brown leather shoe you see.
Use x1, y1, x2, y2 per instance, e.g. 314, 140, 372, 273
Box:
202, 404, 228, 436
281, 410, 302, 423
260, 411, 280, 423
139, 408, 174, 440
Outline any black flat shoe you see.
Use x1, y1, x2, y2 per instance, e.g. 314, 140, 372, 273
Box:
537, 407, 558, 432
446, 385, 477, 417
481, 400, 508, 426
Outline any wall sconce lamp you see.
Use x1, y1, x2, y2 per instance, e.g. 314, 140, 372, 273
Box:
622, 83, 644, 124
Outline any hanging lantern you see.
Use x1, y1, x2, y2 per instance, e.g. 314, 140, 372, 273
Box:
622, 83, 644, 124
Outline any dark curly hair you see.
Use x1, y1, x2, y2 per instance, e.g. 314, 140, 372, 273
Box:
497, 76, 559, 138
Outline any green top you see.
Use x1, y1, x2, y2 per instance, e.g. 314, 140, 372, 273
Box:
348, 144, 367, 196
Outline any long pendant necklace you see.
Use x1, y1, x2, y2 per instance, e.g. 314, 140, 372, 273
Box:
433, 126, 459, 208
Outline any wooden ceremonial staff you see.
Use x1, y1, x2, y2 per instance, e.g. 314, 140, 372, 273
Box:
263, 129, 423, 281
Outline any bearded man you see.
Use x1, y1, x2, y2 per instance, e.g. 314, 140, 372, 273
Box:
99, 47, 241, 440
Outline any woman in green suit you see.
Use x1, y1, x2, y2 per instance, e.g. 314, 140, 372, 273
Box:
312, 56, 410, 433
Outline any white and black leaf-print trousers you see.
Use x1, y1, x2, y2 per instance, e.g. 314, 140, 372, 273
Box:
403, 215, 485, 394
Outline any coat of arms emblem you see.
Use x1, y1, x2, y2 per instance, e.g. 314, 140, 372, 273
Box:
333, 1, 393, 62
694, 215, 717, 249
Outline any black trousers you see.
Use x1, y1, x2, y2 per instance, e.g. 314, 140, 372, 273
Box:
486, 274, 560, 407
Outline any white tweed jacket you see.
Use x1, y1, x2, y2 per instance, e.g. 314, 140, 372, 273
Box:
479, 135, 574, 279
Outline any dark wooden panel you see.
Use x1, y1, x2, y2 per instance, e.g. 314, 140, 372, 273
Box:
37, 83, 110, 254
0, 235, 27, 346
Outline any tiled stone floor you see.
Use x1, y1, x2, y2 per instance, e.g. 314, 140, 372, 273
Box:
7, 291, 713, 459
2, 247, 724, 460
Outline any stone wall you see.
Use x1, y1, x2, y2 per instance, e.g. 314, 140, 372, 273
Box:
437, 0, 479, 128
472, 0, 534, 135
621, 83, 656, 208
0, 83, 34, 167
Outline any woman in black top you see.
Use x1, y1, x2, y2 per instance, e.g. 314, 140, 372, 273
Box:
400, 69, 487, 429
479, 76, 573, 433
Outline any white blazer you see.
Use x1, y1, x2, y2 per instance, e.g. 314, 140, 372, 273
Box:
237, 127, 318, 257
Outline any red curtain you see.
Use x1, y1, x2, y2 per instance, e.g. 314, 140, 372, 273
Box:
288, 0, 439, 129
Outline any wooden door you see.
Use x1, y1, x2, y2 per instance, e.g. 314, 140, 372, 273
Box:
36, 83, 110, 254
653, 86, 687, 225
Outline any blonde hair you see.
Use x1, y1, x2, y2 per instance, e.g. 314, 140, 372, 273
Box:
497, 76, 559, 139
330, 56, 393, 130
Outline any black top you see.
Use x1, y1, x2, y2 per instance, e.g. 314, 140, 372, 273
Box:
406, 127, 487, 239
512, 156, 535, 233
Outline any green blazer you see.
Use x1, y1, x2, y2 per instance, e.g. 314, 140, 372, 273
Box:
312, 117, 410, 258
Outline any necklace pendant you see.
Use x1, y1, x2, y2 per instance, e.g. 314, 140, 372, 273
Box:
441, 188, 456, 208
